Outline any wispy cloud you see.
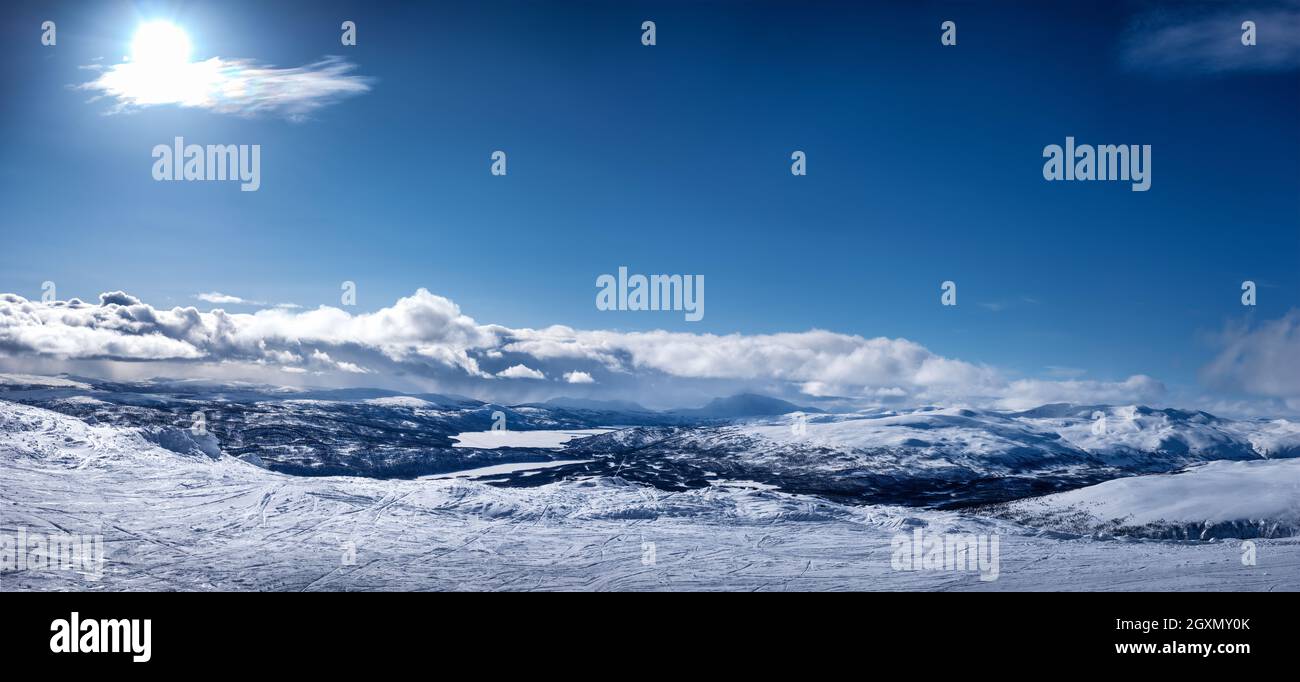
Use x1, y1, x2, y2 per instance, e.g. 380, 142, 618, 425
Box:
79, 55, 372, 120
196, 292, 254, 305
194, 292, 299, 309
977, 295, 1039, 313
1043, 366, 1087, 379
1202, 310, 1300, 401
1121, 1, 1300, 75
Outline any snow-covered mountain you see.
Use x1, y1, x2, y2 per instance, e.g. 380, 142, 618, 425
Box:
3, 398, 1297, 591
0, 375, 668, 478
993, 457, 1300, 540
669, 393, 826, 418
3, 375, 1298, 508
552, 405, 1300, 507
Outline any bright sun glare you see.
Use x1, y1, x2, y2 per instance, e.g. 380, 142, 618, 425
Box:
130, 21, 192, 66
113, 20, 210, 106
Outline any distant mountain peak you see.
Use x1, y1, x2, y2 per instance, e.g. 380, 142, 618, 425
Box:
674, 393, 825, 418
530, 397, 652, 413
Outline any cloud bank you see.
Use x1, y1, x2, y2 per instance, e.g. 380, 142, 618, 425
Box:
0, 288, 1180, 410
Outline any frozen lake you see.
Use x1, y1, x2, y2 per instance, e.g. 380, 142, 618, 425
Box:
450, 428, 615, 450
423, 459, 593, 480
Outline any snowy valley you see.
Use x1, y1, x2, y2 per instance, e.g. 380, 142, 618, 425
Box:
2, 375, 1298, 591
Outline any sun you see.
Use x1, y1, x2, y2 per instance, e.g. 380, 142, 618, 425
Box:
130, 21, 192, 67
109, 20, 211, 107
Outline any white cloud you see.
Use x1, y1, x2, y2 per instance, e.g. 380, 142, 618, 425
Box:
99, 291, 142, 306
497, 364, 546, 380
196, 292, 256, 305
995, 375, 1167, 411
503, 327, 1006, 400
309, 349, 370, 375
194, 292, 299, 309
80, 55, 371, 120
0, 289, 493, 376
0, 288, 1175, 409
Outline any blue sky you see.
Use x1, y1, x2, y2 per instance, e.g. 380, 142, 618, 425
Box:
1, 1, 1298, 411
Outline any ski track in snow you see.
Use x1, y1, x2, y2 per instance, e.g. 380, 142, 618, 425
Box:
1, 400, 1296, 592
